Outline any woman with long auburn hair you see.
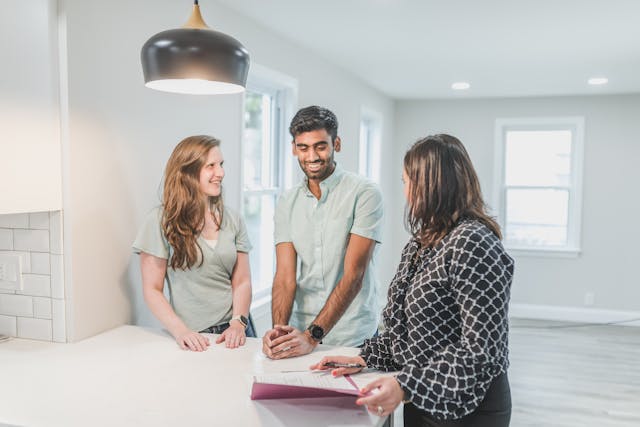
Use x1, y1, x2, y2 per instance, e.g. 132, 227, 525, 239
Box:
133, 135, 254, 351
313, 134, 514, 426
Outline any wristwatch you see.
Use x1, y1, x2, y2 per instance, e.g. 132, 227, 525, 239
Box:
231, 314, 248, 328
306, 323, 325, 342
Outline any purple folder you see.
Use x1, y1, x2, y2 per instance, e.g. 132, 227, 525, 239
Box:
251, 374, 364, 400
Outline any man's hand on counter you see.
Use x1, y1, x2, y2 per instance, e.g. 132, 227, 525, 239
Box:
262, 324, 318, 359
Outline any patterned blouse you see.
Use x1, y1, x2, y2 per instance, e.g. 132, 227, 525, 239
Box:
360, 219, 514, 420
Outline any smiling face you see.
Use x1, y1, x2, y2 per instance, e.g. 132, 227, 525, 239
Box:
199, 146, 224, 197
292, 129, 341, 182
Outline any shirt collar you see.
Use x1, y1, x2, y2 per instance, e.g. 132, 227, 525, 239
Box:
301, 162, 344, 199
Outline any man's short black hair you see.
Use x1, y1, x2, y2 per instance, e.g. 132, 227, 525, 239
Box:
289, 105, 339, 142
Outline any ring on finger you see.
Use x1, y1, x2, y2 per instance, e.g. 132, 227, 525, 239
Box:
377, 405, 383, 415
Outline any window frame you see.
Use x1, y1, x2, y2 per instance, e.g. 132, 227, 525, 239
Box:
493, 117, 585, 257
241, 64, 297, 300
358, 107, 383, 183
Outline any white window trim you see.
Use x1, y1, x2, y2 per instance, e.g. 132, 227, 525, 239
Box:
358, 106, 383, 182
242, 64, 298, 302
245, 63, 298, 190
493, 117, 585, 257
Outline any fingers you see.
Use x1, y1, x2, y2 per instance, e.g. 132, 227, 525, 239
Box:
309, 356, 365, 374
330, 367, 362, 377
274, 324, 294, 333
216, 328, 246, 349
268, 341, 299, 359
360, 377, 384, 395
355, 378, 403, 417
177, 332, 210, 352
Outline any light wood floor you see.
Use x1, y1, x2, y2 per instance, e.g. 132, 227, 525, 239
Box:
509, 318, 640, 427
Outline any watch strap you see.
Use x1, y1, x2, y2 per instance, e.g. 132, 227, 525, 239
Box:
231, 315, 247, 328
307, 323, 325, 342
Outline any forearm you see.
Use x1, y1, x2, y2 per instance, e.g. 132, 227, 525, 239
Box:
313, 271, 363, 332
271, 274, 296, 325
143, 287, 189, 337
231, 280, 251, 317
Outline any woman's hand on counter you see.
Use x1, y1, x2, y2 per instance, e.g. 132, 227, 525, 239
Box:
216, 322, 246, 348
175, 329, 211, 352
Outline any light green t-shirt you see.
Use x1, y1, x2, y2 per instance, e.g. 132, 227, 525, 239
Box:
274, 164, 384, 347
132, 206, 251, 332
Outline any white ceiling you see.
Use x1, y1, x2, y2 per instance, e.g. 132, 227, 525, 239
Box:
216, 0, 640, 99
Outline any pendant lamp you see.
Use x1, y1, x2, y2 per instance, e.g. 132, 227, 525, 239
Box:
141, 0, 250, 95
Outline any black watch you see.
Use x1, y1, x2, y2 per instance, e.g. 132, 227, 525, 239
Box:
307, 323, 325, 342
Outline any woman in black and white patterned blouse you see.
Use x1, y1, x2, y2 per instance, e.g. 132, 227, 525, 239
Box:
313, 134, 514, 426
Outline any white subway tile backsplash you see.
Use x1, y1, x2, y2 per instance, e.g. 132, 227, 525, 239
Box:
33, 297, 52, 319
0, 213, 29, 228
50, 254, 64, 299
0, 250, 30, 273
0, 294, 33, 317
30, 252, 50, 274
29, 212, 50, 230
17, 317, 52, 341
14, 229, 49, 252
52, 299, 66, 343
21, 274, 51, 297
49, 211, 63, 254
0, 314, 17, 336
0, 229, 12, 250
0, 210, 66, 342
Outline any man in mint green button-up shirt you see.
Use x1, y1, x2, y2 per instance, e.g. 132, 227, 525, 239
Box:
262, 106, 383, 358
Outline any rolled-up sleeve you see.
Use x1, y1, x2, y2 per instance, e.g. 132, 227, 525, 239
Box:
132, 207, 170, 259
350, 183, 383, 243
274, 192, 292, 245
234, 213, 252, 253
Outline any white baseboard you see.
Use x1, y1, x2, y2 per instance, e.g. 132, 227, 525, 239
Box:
510, 303, 640, 327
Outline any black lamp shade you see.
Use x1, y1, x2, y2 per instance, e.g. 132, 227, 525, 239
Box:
141, 28, 250, 95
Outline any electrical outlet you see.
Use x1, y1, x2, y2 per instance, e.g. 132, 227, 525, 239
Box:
0, 254, 22, 291
584, 292, 595, 307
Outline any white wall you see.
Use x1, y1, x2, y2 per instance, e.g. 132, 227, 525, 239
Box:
60, 0, 395, 339
0, 0, 62, 214
394, 94, 640, 314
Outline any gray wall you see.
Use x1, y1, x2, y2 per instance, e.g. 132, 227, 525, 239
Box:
393, 94, 640, 314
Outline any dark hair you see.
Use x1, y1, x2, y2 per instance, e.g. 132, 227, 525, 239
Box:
289, 105, 339, 142
162, 135, 223, 270
403, 134, 501, 247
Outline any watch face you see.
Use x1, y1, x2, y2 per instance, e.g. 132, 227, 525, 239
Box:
310, 325, 324, 340
240, 315, 248, 325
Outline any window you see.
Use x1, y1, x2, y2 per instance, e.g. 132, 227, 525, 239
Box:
241, 68, 295, 299
358, 108, 382, 182
493, 117, 584, 255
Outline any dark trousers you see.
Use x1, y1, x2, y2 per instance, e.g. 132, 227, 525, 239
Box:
199, 321, 256, 338
403, 373, 511, 427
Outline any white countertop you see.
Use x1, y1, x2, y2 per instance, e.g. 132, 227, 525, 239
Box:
0, 326, 390, 427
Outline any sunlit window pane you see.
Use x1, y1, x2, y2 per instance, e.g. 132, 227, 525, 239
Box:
243, 92, 273, 190
505, 188, 569, 247
506, 188, 568, 225
505, 130, 572, 187
243, 193, 276, 295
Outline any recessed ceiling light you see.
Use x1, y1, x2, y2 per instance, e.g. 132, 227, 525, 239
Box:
451, 82, 470, 90
588, 77, 608, 85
